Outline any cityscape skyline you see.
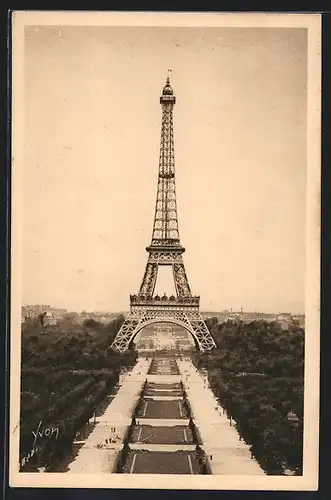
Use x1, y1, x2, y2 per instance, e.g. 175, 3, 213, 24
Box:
21, 26, 307, 315
21, 302, 304, 316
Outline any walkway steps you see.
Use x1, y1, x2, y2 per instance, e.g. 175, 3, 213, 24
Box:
147, 375, 182, 383
65, 355, 265, 475
129, 443, 196, 452
136, 418, 190, 427
144, 395, 183, 401
121, 356, 209, 474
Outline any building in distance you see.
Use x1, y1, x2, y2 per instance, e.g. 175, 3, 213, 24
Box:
202, 310, 305, 330
21, 305, 68, 324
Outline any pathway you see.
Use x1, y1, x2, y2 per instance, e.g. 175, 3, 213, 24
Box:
121, 356, 204, 474
65, 358, 151, 473
64, 355, 265, 475
177, 359, 265, 475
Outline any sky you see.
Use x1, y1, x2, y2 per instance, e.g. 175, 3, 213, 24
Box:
22, 25, 307, 313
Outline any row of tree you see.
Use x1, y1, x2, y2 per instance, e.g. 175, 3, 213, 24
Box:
193, 319, 304, 475
20, 315, 137, 471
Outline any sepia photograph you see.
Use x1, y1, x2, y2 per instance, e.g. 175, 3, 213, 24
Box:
10, 11, 321, 490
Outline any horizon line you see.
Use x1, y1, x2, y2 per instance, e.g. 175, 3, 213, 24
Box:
21, 304, 305, 316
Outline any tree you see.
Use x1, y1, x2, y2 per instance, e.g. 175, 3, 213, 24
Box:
38, 312, 47, 327
192, 318, 304, 475
83, 318, 101, 331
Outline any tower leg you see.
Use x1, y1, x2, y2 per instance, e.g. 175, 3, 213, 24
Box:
110, 314, 141, 353
139, 262, 158, 296
172, 262, 191, 296
187, 313, 217, 350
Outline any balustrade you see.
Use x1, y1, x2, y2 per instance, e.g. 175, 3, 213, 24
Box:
130, 294, 200, 307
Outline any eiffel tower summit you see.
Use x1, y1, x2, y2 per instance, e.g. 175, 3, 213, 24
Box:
111, 75, 216, 352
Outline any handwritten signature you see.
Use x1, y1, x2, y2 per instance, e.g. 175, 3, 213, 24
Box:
32, 421, 59, 448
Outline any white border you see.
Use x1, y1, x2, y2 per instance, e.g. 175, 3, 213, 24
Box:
10, 11, 321, 490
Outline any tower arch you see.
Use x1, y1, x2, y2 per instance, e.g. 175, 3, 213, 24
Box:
129, 318, 200, 350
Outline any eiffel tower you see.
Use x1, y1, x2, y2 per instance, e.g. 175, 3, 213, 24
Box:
111, 74, 216, 352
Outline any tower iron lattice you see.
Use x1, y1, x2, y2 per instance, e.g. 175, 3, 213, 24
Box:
111, 76, 216, 352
